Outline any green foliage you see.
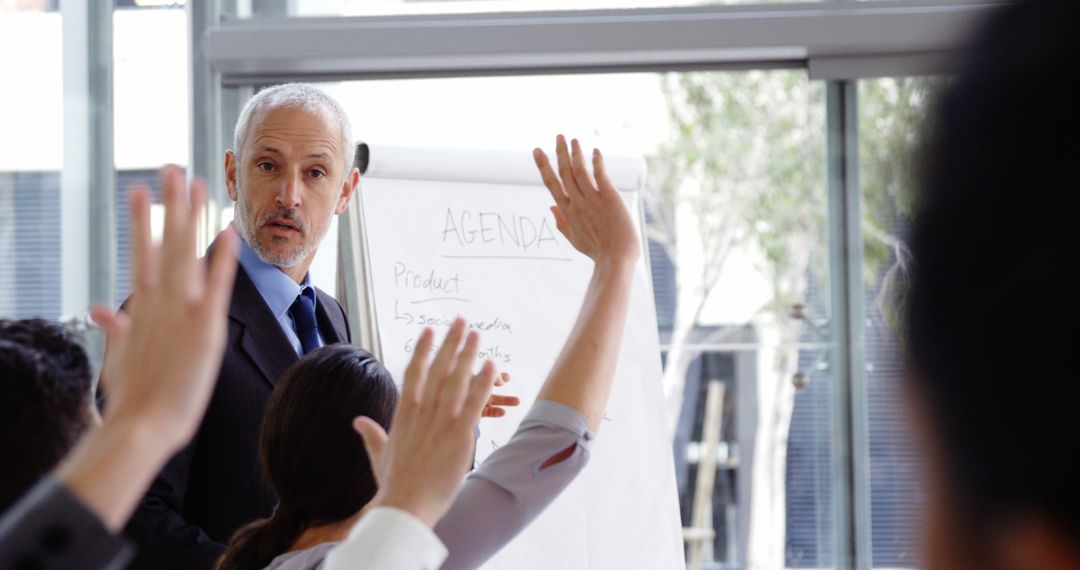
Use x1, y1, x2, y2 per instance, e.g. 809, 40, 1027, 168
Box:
646, 71, 827, 316
858, 77, 942, 333
858, 77, 942, 287
647, 72, 940, 326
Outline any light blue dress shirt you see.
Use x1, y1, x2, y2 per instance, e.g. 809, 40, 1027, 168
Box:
236, 237, 325, 357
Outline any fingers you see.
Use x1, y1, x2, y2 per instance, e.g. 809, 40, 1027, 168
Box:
570, 138, 598, 197
533, 148, 569, 208
202, 229, 239, 319
159, 166, 190, 296
482, 374, 516, 417
542, 135, 604, 204
130, 167, 226, 310
481, 394, 521, 416
353, 416, 389, 486
421, 318, 467, 407
592, 148, 618, 198
182, 179, 209, 295
487, 394, 521, 407
184, 178, 207, 259
89, 306, 131, 363
555, 135, 583, 199
401, 328, 435, 408
128, 185, 157, 294
89, 306, 130, 336
439, 331, 480, 418
462, 360, 499, 424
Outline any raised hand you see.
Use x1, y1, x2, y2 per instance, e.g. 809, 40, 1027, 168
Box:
354, 319, 498, 527
529, 136, 639, 433
58, 166, 238, 533
91, 166, 238, 451
532, 135, 640, 265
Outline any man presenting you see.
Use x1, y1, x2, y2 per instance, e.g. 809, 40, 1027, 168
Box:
121, 83, 357, 569
124, 84, 518, 568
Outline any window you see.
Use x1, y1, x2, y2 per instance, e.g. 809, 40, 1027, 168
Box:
858, 76, 940, 569
0, 5, 63, 319
113, 3, 189, 304
0, 2, 188, 319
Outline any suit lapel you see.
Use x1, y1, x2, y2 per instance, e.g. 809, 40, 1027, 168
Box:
230, 267, 299, 388
315, 288, 349, 345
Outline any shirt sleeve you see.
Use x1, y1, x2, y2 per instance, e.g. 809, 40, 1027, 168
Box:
434, 399, 593, 570
323, 507, 448, 570
0, 477, 135, 570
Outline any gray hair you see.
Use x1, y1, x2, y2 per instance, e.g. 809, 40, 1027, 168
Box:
232, 83, 354, 177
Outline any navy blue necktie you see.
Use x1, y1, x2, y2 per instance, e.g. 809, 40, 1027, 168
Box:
289, 287, 320, 355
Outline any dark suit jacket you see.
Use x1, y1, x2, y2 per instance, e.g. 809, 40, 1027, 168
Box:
0, 478, 133, 570
123, 264, 351, 569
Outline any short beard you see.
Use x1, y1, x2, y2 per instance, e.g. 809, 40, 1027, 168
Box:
234, 188, 329, 269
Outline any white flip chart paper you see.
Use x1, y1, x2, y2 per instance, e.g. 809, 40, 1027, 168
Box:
357, 146, 685, 570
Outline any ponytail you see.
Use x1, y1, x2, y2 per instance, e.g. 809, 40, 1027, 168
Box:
216, 504, 306, 570
218, 345, 397, 568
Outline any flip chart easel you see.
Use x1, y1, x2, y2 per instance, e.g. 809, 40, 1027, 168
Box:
340, 144, 686, 570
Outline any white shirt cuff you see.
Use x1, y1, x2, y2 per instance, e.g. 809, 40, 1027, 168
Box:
325, 506, 448, 570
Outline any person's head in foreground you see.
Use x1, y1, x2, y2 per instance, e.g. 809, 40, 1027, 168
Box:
0, 319, 93, 515
906, 1, 1080, 568
216, 344, 398, 570
226, 83, 359, 280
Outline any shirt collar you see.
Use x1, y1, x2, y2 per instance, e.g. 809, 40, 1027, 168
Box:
236, 236, 313, 320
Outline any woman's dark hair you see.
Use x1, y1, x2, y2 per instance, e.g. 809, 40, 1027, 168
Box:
0, 319, 92, 514
217, 344, 398, 570
907, 0, 1080, 539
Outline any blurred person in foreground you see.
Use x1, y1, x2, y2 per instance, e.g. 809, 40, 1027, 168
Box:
906, 1, 1080, 569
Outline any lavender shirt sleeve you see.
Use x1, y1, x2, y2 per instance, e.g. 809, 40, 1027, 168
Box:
433, 400, 593, 570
